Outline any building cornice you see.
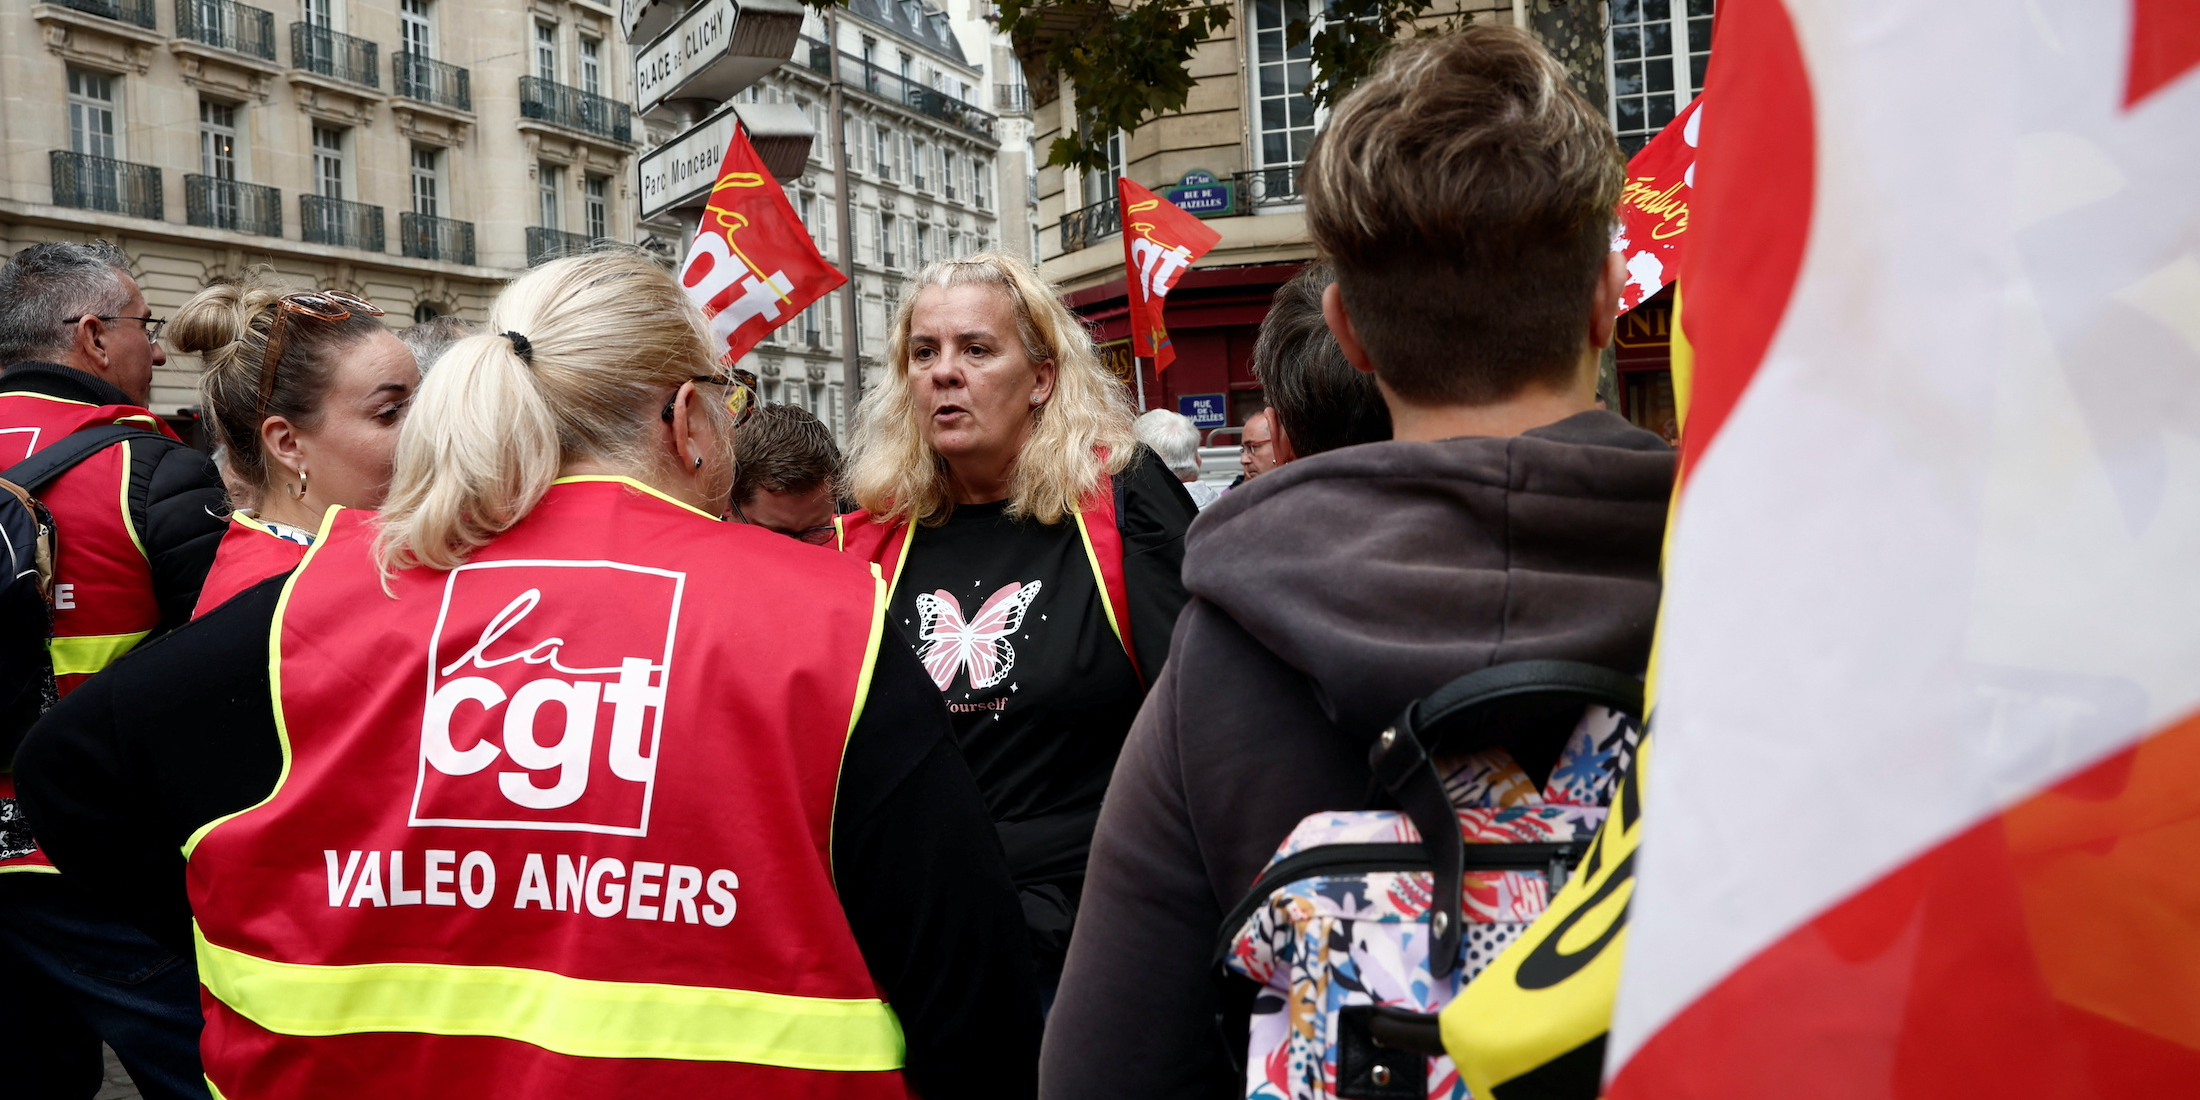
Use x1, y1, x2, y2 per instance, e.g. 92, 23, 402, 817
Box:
0, 198, 525, 281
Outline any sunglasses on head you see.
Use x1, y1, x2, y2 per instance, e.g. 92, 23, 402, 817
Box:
662, 367, 759, 427
258, 291, 383, 419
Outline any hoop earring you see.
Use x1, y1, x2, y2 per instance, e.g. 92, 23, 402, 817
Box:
292, 469, 309, 499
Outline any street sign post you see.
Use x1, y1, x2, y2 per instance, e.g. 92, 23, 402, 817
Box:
638, 101, 811, 219
635, 0, 806, 118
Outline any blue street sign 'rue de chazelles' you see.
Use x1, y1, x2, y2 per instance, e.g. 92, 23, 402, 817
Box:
1163, 170, 1232, 218
1179, 394, 1228, 430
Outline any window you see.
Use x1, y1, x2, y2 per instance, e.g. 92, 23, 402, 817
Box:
67, 70, 118, 160
538, 163, 564, 229
300, 0, 332, 29
200, 100, 238, 180
400, 0, 432, 58
943, 149, 957, 200
411, 145, 440, 216
946, 229, 960, 257
873, 124, 892, 180
912, 139, 928, 190
1608, 0, 1714, 155
580, 37, 603, 96
535, 23, 558, 83
1082, 128, 1123, 209
879, 213, 897, 268
977, 158, 991, 207
312, 124, 346, 200
1250, 0, 1318, 179
899, 52, 912, 84
915, 223, 931, 265
585, 175, 608, 239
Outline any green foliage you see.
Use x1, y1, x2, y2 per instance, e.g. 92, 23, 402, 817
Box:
996, 0, 1234, 173
1288, 0, 1458, 110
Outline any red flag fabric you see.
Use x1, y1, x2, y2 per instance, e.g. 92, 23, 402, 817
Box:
1117, 177, 1221, 371
1613, 93, 1705, 314
678, 127, 846, 366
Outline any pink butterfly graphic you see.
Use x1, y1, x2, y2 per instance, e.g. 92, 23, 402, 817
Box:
913, 581, 1042, 691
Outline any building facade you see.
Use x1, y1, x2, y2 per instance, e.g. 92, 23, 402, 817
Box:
648, 0, 1004, 440
1024, 0, 1711, 441
2, 0, 643, 423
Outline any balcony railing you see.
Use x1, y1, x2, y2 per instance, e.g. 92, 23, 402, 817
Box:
176, 0, 277, 60
401, 211, 475, 265
1233, 165, 1301, 209
519, 77, 631, 143
291, 23, 379, 89
798, 39, 998, 140
185, 176, 281, 237
395, 52, 470, 112
1059, 194, 1121, 252
995, 84, 1030, 114
880, 250, 897, 269
54, 0, 157, 30
51, 151, 162, 220
301, 194, 384, 251
525, 227, 592, 266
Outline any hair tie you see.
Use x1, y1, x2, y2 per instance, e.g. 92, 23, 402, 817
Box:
502, 331, 534, 364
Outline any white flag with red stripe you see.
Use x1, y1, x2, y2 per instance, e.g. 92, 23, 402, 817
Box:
1609, 0, 2200, 1095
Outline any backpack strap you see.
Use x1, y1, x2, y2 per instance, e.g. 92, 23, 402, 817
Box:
1, 424, 156, 494
1370, 660, 1645, 978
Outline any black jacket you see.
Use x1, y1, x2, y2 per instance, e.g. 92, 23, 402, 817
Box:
1039, 412, 1676, 1098
17, 574, 1045, 1099
0, 362, 226, 634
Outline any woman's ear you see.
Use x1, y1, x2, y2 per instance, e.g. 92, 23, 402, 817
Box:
667, 381, 713, 471
260, 415, 301, 477
1030, 357, 1058, 406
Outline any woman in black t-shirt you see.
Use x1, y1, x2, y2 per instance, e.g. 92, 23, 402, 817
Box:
838, 254, 1195, 996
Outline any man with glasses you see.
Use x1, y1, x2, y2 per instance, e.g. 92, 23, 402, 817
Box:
731, 402, 841, 544
0, 240, 225, 1099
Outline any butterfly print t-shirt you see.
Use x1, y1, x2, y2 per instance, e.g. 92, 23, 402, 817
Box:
889, 498, 1145, 841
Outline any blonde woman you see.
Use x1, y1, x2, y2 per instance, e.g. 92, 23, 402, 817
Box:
169, 274, 418, 617
19, 251, 1041, 1099
838, 253, 1196, 1000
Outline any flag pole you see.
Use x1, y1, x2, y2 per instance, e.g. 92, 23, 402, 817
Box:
829, 5, 860, 435
1135, 356, 1148, 411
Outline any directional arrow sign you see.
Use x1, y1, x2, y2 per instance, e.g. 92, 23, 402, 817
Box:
636, 0, 806, 118
637, 100, 814, 219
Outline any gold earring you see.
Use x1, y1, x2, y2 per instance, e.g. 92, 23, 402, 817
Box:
292, 468, 309, 499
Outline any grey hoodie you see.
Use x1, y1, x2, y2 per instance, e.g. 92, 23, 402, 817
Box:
1040, 411, 1674, 1099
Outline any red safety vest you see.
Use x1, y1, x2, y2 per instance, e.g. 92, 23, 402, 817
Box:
191, 514, 310, 619
185, 477, 909, 1099
834, 469, 1141, 680
0, 390, 174, 875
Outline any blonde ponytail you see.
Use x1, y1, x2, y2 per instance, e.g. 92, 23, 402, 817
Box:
374, 249, 725, 574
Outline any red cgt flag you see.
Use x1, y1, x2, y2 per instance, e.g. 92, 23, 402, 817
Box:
1117, 177, 1221, 371
679, 127, 846, 366
1613, 92, 1705, 314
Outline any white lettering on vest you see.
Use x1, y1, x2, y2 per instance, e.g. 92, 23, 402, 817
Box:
556, 854, 588, 913
662, 864, 703, 923
498, 679, 601, 809
514, 853, 554, 910
425, 849, 458, 905
389, 849, 424, 905
586, 857, 627, 918
425, 678, 505, 775
702, 869, 738, 927
53, 583, 76, 610
460, 851, 495, 908
324, 849, 363, 906
349, 853, 386, 907
626, 861, 664, 920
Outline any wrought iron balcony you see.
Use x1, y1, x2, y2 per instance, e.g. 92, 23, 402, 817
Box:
51, 152, 162, 220
54, 0, 157, 30
401, 212, 475, 265
185, 176, 281, 237
301, 194, 384, 251
1233, 165, 1301, 209
798, 40, 999, 140
291, 22, 379, 89
519, 77, 631, 143
525, 227, 592, 267
176, 0, 277, 61
395, 52, 470, 112
1059, 194, 1121, 252
995, 84, 1030, 114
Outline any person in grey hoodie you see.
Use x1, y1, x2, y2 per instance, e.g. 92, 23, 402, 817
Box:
1040, 27, 1676, 1097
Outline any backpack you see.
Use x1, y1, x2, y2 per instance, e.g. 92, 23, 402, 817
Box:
1217, 661, 1645, 1100
0, 423, 157, 749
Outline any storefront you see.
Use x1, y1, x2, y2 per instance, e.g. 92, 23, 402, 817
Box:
1063, 261, 1306, 434
1615, 285, 1680, 447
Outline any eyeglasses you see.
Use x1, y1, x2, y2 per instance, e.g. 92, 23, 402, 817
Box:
661, 367, 759, 428
93, 314, 166, 340
730, 498, 839, 545
1240, 438, 1273, 456
258, 291, 383, 418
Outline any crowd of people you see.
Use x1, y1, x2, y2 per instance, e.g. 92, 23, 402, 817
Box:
0, 25, 1672, 1100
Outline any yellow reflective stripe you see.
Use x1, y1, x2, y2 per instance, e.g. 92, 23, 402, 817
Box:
204, 1074, 230, 1100
0, 864, 62, 875
1071, 512, 1127, 650
49, 630, 151, 675
552, 475, 722, 521
195, 925, 906, 1071
115, 428, 147, 559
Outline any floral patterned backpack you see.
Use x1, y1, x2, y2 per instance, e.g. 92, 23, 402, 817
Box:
1217, 661, 1645, 1100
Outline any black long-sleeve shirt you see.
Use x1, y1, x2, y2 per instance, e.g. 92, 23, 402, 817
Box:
16, 573, 1042, 1099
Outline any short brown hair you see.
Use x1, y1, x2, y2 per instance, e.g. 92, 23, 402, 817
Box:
734, 404, 841, 505
1254, 263, 1391, 456
1303, 27, 1622, 405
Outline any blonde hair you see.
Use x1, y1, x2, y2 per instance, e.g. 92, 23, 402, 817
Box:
845, 253, 1136, 526
375, 249, 727, 573
169, 268, 384, 495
